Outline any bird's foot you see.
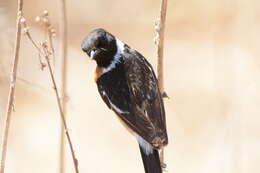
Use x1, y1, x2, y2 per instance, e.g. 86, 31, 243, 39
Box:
161, 92, 169, 99
161, 162, 167, 168
161, 162, 168, 172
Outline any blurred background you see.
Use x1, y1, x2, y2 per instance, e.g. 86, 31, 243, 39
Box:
0, 0, 260, 173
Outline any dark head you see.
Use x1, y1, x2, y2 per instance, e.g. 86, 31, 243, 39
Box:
81, 28, 118, 67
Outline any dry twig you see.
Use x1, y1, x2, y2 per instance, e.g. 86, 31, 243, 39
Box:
58, 0, 68, 172
0, 0, 23, 172
155, 0, 168, 98
43, 43, 79, 173
155, 0, 168, 171
21, 14, 79, 173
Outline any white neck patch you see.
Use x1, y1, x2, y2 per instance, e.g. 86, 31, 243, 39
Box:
103, 39, 125, 73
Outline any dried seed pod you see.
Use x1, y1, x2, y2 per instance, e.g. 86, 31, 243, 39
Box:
35, 16, 41, 22
43, 10, 49, 17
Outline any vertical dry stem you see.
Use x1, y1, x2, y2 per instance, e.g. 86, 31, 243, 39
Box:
45, 55, 79, 173
22, 15, 78, 173
156, 0, 168, 96
155, 0, 168, 170
58, 0, 68, 172
0, 0, 23, 172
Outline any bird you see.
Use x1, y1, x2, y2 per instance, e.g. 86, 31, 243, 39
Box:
81, 28, 168, 173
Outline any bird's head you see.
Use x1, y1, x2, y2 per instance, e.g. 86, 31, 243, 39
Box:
81, 28, 118, 67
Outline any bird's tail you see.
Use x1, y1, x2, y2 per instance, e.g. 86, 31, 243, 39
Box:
139, 144, 162, 173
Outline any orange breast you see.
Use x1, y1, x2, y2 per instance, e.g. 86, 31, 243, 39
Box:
94, 66, 105, 82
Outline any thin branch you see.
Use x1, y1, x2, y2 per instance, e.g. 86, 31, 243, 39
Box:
42, 45, 79, 173
48, 29, 56, 67
22, 15, 79, 173
155, 0, 168, 98
0, 0, 23, 172
155, 0, 168, 171
58, 0, 68, 172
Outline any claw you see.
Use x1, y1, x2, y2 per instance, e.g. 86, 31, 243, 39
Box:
161, 162, 167, 169
161, 92, 169, 99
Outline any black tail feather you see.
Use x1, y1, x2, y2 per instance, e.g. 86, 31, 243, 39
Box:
139, 144, 162, 173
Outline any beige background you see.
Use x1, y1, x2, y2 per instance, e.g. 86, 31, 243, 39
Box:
0, 0, 259, 172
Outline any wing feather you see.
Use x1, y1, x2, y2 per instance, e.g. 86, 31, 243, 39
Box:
96, 47, 168, 148
123, 48, 168, 148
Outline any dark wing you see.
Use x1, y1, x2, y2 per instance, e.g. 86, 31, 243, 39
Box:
96, 47, 167, 148
123, 47, 168, 148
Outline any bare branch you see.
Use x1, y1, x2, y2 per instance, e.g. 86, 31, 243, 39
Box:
42, 44, 79, 173
155, 0, 168, 171
0, 0, 23, 172
58, 0, 68, 172
155, 0, 168, 98
22, 14, 79, 173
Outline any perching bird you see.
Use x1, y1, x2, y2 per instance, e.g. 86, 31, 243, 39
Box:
81, 28, 168, 173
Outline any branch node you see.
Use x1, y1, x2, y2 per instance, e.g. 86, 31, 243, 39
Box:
22, 27, 29, 35
11, 102, 15, 112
